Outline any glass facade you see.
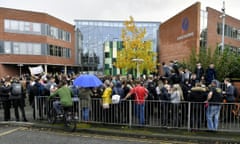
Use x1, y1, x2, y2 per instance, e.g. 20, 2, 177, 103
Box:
4, 19, 71, 42
74, 20, 160, 71
200, 10, 208, 48
0, 41, 71, 58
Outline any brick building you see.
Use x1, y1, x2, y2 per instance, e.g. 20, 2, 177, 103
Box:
0, 7, 79, 78
159, 2, 240, 65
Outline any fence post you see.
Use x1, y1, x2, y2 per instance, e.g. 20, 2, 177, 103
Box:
34, 96, 37, 120
187, 102, 191, 131
129, 100, 132, 128
78, 99, 81, 122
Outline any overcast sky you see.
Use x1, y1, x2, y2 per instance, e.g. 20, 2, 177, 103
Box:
0, 0, 239, 24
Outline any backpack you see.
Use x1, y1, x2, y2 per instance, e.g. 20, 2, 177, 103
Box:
11, 83, 22, 96
212, 87, 223, 103
225, 85, 236, 102
147, 82, 156, 100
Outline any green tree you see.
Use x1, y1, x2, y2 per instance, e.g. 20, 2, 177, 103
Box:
213, 47, 240, 80
115, 16, 156, 75
183, 47, 240, 81
181, 47, 212, 72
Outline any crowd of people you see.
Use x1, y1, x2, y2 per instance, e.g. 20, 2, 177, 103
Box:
0, 60, 239, 132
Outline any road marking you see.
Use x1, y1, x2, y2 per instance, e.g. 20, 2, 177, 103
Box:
0, 127, 26, 137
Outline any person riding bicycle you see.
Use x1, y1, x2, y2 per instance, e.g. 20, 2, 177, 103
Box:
48, 80, 73, 117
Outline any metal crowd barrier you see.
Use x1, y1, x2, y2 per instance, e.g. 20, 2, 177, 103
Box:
34, 96, 240, 132
34, 96, 80, 121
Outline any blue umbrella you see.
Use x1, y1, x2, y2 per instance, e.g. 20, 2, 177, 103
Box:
73, 74, 103, 87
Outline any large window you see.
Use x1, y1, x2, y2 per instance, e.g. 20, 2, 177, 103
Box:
4, 19, 41, 34
217, 22, 240, 40
0, 41, 71, 58
4, 19, 71, 42
11, 42, 41, 55
49, 26, 71, 42
48, 44, 71, 58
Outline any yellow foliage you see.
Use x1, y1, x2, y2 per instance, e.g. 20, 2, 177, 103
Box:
115, 16, 156, 73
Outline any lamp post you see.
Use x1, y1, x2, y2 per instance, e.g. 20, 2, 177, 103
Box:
220, 0, 225, 52
131, 58, 144, 78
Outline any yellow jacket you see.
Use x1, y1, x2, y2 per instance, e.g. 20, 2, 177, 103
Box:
102, 87, 112, 104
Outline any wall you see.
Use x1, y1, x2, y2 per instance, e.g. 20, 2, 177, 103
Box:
207, 7, 240, 53
159, 2, 200, 64
0, 7, 75, 77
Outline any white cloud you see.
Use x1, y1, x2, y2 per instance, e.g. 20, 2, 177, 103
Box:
0, 0, 239, 24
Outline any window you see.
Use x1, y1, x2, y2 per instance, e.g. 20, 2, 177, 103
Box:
66, 32, 71, 42
33, 44, 41, 55
4, 41, 11, 54
105, 52, 110, 58
62, 48, 66, 57
59, 30, 63, 40
19, 43, 27, 54
238, 30, 240, 40
4, 19, 42, 34
4, 20, 10, 29
50, 26, 58, 39
49, 45, 54, 56
19, 21, 24, 31
27, 43, 33, 54
32, 23, 41, 33
13, 42, 20, 54
24, 22, 31, 31
1, 40, 70, 58
62, 31, 66, 41
217, 23, 240, 40
55, 47, 59, 56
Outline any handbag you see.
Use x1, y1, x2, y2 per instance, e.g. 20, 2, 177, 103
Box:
112, 94, 120, 104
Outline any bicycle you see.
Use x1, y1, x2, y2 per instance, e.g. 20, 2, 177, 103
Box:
47, 99, 77, 132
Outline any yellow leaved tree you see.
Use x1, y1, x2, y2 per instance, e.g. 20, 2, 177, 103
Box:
115, 16, 156, 76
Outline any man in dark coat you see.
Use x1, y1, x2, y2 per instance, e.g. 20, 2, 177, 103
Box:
0, 79, 12, 121
10, 78, 28, 122
194, 62, 204, 82
189, 82, 207, 130
205, 64, 217, 86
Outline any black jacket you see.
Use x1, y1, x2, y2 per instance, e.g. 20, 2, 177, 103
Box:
0, 84, 11, 101
189, 87, 207, 102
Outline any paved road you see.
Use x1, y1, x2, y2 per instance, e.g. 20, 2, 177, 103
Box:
0, 126, 196, 144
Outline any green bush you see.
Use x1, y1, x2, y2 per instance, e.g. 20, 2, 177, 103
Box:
181, 47, 240, 81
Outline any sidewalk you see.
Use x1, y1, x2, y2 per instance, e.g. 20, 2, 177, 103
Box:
0, 120, 240, 144
1, 105, 240, 143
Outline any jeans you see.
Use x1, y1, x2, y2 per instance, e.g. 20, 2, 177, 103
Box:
206, 105, 221, 131
53, 101, 62, 115
82, 107, 89, 121
135, 103, 145, 125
